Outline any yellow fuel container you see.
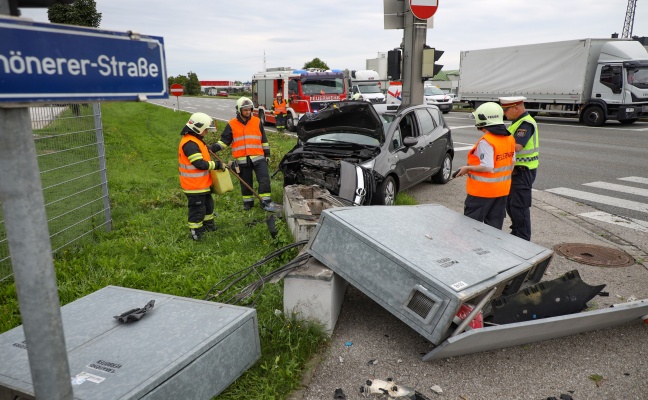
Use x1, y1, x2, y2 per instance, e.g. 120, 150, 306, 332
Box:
210, 169, 234, 194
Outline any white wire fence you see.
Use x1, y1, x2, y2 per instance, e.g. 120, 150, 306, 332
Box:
0, 103, 112, 282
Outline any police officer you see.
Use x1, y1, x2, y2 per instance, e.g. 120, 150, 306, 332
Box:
272, 92, 289, 133
499, 96, 539, 241
178, 112, 224, 240
455, 102, 516, 229
211, 97, 273, 211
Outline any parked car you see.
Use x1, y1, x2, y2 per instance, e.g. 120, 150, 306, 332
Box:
278, 101, 453, 206
423, 85, 453, 114
216, 91, 229, 97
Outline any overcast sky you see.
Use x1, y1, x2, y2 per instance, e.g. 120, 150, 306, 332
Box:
19, 0, 648, 82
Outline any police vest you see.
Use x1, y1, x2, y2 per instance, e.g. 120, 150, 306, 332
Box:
273, 99, 287, 115
466, 132, 516, 198
178, 135, 212, 194
229, 116, 265, 159
508, 114, 539, 169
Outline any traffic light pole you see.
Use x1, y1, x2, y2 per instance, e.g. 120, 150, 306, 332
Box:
0, 2, 74, 400
401, 10, 426, 106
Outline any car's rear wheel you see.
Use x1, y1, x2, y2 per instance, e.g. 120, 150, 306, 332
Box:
431, 152, 452, 184
374, 176, 397, 206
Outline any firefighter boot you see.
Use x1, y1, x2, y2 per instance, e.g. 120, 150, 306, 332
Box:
243, 202, 253, 211
190, 226, 205, 241
203, 220, 217, 232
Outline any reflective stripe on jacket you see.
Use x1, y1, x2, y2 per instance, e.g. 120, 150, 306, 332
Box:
178, 135, 212, 193
508, 114, 539, 169
229, 116, 266, 159
466, 132, 516, 198
273, 99, 287, 115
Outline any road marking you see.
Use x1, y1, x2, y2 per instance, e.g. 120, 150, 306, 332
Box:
544, 187, 648, 213
618, 176, 648, 185
583, 181, 648, 197
449, 125, 476, 129
454, 145, 473, 151
579, 211, 648, 233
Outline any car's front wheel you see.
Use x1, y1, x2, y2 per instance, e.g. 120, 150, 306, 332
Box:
286, 115, 295, 132
431, 152, 452, 184
374, 176, 397, 205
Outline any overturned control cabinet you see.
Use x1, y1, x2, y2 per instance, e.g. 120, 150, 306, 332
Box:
306, 204, 648, 360
0, 286, 260, 400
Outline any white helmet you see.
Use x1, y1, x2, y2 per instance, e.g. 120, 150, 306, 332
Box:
471, 102, 504, 128
236, 97, 254, 114
186, 112, 213, 135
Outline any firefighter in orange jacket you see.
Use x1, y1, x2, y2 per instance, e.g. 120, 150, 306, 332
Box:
455, 102, 516, 229
178, 112, 224, 240
211, 97, 273, 211
272, 92, 289, 133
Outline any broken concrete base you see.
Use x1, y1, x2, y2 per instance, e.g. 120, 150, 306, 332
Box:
282, 185, 347, 335
283, 256, 348, 334
283, 185, 336, 242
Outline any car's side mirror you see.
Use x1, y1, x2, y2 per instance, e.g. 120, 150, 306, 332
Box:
403, 137, 418, 147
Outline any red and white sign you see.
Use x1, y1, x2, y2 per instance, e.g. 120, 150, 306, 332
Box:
410, 0, 438, 20
170, 83, 184, 97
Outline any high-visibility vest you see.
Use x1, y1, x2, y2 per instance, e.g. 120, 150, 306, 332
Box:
466, 132, 516, 198
229, 116, 265, 159
178, 135, 212, 193
508, 114, 539, 169
273, 99, 287, 115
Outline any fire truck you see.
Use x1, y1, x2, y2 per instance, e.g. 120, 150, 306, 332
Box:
251, 67, 347, 132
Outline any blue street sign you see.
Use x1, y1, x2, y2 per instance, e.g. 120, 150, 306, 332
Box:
0, 16, 168, 104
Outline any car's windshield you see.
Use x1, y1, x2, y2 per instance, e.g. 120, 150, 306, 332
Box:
305, 132, 379, 147
302, 78, 345, 95
357, 83, 382, 94
380, 114, 395, 132
424, 86, 445, 96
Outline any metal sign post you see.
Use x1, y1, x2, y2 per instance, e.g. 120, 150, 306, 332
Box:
0, 108, 74, 400
0, 6, 168, 400
170, 83, 184, 112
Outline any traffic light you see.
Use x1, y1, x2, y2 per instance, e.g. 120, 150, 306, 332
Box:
422, 48, 444, 79
387, 49, 402, 81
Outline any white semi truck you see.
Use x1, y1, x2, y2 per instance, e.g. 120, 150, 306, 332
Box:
458, 38, 648, 126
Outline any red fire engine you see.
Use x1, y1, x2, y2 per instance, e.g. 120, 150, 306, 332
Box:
251, 67, 347, 132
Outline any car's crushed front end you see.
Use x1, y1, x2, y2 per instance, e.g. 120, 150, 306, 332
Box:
278, 101, 384, 205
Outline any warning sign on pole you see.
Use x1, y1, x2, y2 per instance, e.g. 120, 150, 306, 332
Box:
410, 0, 438, 20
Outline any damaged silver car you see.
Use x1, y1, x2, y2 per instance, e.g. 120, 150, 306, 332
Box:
278, 101, 454, 205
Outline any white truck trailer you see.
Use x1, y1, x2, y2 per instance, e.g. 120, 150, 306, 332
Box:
458, 38, 648, 126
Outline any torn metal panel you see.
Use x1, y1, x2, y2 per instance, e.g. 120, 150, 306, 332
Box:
422, 299, 648, 361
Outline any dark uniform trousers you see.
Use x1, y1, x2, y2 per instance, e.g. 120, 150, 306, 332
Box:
238, 156, 271, 205
464, 194, 508, 230
275, 114, 287, 129
506, 167, 537, 241
186, 192, 214, 228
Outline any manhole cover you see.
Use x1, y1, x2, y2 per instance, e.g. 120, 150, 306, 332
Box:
553, 243, 635, 268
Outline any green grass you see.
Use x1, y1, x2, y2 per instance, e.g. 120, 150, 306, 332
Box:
0, 102, 416, 399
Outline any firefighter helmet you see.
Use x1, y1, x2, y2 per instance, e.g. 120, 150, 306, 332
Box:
471, 102, 504, 128
186, 112, 213, 135
236, 97, 254, 114
276, 92, 283, 98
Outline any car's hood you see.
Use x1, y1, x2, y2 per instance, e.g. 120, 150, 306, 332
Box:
297, 101, 384, 143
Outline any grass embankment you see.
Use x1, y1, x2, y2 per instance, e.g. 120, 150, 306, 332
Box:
0, 102, 416, 399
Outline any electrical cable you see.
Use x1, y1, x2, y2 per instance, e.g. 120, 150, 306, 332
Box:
202, 240, 308, 302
